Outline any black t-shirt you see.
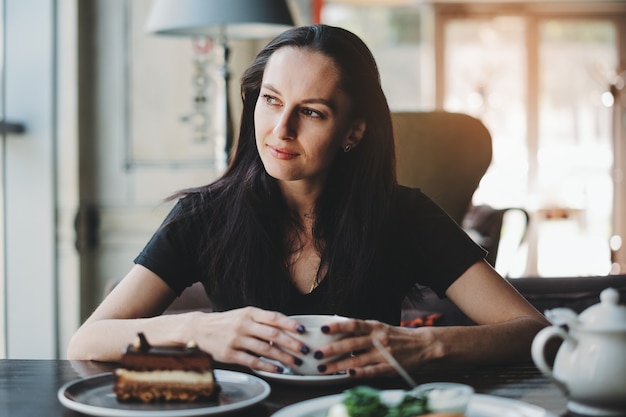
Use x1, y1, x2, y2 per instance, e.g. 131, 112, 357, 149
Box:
135, 185, 486, 324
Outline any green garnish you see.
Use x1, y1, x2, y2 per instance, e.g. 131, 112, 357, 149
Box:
342, 386, 428, 417
343, 386, 388, 417
389, 393, 428, 417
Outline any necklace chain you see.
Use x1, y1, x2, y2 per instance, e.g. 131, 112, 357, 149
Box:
309, 270, 320, 293
288, 224, 321, 293
290, 249, 321, 294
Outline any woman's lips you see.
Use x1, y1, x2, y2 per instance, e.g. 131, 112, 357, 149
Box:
268, 145, 299, 160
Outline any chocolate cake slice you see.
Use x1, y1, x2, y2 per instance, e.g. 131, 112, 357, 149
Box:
114, 333, 218, 403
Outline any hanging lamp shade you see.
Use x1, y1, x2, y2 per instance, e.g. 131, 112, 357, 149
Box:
145, 0, 295, 39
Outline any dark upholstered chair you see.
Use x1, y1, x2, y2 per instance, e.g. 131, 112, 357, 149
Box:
391, 111, 493, 224
392, 112, 530, 272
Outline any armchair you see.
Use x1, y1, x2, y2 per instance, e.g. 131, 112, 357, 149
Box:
391, 111, 492, 224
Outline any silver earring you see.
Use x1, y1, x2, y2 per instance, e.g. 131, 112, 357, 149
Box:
343, 144, 352, 153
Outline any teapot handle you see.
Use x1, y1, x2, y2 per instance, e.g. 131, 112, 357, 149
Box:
531, 326, 572, 393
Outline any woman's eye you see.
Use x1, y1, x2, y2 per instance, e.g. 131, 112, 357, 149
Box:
262, 94, 280, 106
301, 108, 324, 119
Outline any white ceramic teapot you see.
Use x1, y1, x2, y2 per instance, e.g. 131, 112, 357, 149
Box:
531, 287, 626, 416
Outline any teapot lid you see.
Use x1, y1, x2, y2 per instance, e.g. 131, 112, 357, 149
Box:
578, 288, 626, 331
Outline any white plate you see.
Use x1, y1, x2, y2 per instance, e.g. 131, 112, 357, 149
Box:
271, 391, 558, 417
252, 358, 350, 387
58, 369, 270, 417
252, 368, 350, 386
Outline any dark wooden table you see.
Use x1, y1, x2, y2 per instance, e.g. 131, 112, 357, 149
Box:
0, 359, 570, 416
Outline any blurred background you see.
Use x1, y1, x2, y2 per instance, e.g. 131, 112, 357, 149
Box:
0, 0, 624, 359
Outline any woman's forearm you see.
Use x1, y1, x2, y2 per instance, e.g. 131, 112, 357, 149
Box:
66, 312, 197, 361
429, 316, 548, 364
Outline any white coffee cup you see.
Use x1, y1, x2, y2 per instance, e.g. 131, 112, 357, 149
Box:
281, 314, 350, 375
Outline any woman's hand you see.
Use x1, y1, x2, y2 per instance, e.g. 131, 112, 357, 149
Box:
311, 262, 549, 379
311, 319, 439, 378
178, 307, 311, 374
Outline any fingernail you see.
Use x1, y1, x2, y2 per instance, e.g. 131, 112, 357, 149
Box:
321, 325, 330, 334
314, 350, 324, 359
348, 368, 356, 376
276, 366, 284, 373
296, 324, 306, 334
317, 364, 327, 373
294, 357, 303, 366
300, 345, 310, 354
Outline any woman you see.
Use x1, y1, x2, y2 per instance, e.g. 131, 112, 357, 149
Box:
67, 24, 548, 378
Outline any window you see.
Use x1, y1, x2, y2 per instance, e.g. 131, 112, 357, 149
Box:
0, 0, 5, 358
321, 3, 434, 110
534, 20, 616, 276
322, 2, 625, 277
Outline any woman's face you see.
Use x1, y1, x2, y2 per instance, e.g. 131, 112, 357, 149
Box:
254, 46, 363, 191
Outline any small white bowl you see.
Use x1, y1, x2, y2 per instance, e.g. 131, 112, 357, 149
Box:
412, 382, 474, 414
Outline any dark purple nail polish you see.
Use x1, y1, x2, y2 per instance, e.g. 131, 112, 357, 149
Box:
348, 368, 356, 376
314, 350, 324, 359
321, 325, 330, 334
296, 324, 306, 334
300, 345, 310, 354
276, 366, 284, 373
317, 364, 327, 373
294, 357, 303, 366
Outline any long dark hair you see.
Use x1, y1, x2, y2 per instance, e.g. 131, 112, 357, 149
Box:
171, 25, 396, 317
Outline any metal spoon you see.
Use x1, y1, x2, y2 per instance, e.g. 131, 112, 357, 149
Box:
372, 338, 417, 389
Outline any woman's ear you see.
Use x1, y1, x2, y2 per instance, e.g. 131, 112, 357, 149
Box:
343, 119, 366, 150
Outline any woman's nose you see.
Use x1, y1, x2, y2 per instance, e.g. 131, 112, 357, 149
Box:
273, 110, 296, 140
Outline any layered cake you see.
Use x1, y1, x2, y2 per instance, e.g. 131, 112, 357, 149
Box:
114, 333, 218, 403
